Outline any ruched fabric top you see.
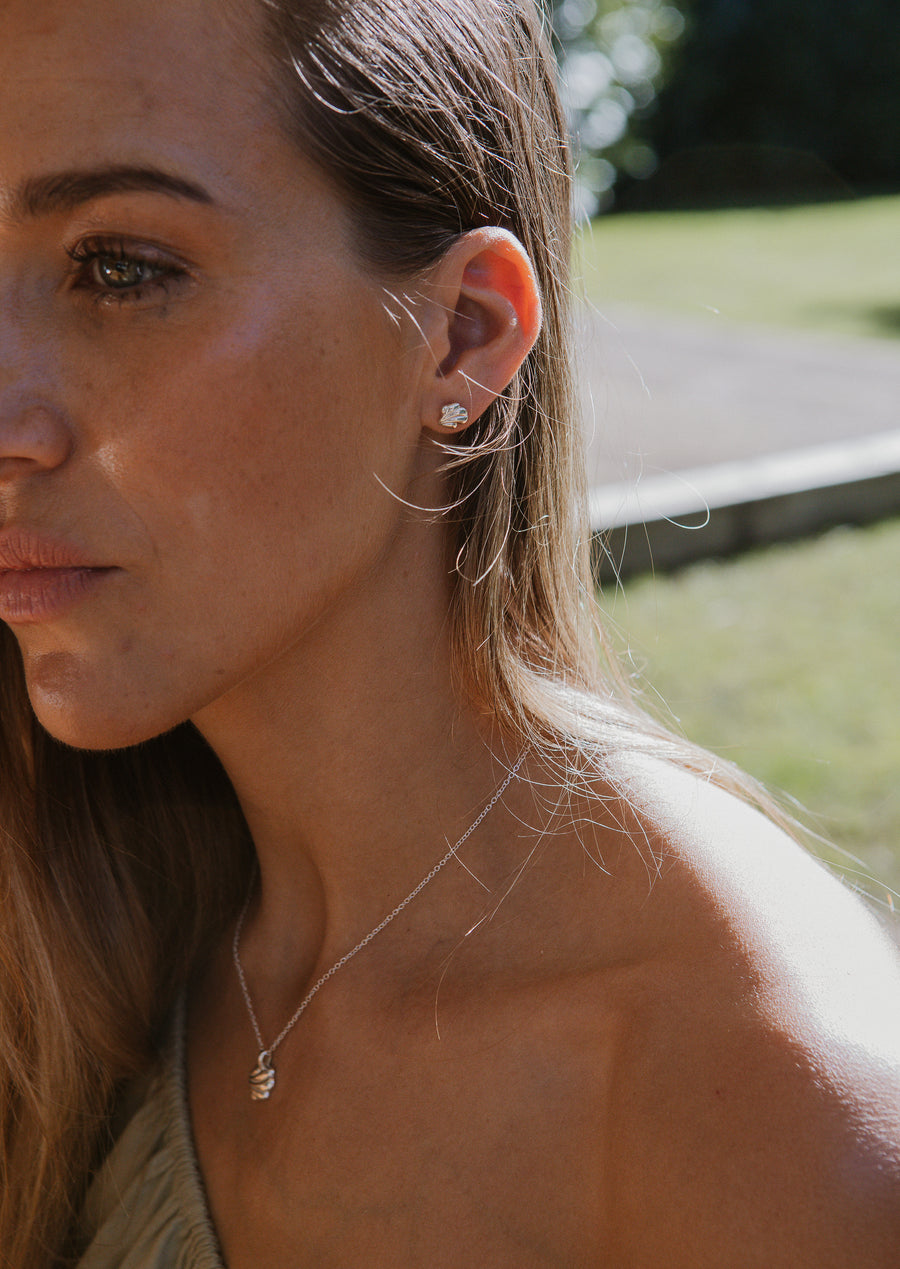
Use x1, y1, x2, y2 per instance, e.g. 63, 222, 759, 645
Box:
77, 998, 224, 1268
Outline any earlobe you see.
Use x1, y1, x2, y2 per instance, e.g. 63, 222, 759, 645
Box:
421, 228, 542, 435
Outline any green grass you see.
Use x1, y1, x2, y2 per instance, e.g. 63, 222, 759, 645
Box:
598, 518, 900, 900
576, 195, 900, 341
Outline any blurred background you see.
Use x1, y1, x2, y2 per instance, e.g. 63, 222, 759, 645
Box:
552, 0, 900, 215
549, 0, 900, 906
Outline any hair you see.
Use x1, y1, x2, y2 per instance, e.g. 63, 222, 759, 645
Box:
0, 1, 766, 1263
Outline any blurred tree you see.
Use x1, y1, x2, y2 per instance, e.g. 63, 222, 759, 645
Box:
638, 0, 900, 207
552, 0, 900, 211
550, 0, 687, 215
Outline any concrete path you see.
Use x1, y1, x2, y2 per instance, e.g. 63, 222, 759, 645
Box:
577, 305, 900, 488
575, 305, 900, 576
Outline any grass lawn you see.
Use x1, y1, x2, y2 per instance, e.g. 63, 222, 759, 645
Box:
576, 195, 900, 342
598, 518, 900, 903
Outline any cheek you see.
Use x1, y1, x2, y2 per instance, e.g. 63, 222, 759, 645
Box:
14, 296, 416, 749
89, 300, 364, 531
87, 293, 409, 631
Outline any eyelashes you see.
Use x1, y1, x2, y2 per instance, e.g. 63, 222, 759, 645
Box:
66, 235, 191, 305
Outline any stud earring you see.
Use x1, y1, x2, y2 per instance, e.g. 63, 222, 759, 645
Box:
440, 403, 469, 429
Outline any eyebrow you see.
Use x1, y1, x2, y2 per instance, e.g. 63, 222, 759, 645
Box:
3, 164, 213, 223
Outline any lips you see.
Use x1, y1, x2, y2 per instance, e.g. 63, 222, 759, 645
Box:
0, 528, 115, 624
0, 526, 103, 572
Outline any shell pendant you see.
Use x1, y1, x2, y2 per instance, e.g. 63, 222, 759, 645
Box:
250, 1051, 275, 1101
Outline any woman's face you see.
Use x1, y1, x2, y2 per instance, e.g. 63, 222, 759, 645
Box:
0, 0, 430, 747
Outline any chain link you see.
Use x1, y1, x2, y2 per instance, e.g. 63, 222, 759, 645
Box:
233, 750, 528, 1062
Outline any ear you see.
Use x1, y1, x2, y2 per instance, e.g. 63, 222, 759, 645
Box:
417, 228, 542, 436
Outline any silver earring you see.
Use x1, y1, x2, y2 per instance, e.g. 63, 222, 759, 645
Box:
440, 403, 468, 429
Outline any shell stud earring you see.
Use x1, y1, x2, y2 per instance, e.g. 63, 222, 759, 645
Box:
440, 403, 469, 428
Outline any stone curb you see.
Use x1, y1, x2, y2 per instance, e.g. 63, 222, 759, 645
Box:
590, 430, 900, 583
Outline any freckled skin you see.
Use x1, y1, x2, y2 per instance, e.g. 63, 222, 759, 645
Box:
3, 4, 900, 1268
0, 0, 428, 750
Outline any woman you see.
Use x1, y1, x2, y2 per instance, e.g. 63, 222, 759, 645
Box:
0, 0, 897, 1264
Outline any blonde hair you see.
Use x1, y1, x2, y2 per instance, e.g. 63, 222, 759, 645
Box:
0, 1, 751, 1261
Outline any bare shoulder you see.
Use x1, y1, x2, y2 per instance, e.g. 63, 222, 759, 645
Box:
590, 754, 900, 1267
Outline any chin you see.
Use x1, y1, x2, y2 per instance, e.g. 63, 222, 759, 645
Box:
29, 697, 175, 753
25, 663, 187, 753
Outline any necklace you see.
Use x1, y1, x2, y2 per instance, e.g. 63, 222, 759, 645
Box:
232, 751, 527, 1101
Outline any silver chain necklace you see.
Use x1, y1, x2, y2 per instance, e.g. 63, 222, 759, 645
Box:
232, 752, 527, 1101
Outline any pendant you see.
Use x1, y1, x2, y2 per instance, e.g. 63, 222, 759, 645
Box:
250, 1050, 275, 1101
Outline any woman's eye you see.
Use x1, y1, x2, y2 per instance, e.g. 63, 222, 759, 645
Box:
66, 237, 188, 304
92, 255, 161, 290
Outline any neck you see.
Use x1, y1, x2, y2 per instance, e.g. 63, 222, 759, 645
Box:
190, 514, 528, 1021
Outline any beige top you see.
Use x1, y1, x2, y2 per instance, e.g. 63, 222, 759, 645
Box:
77, 999, 224, 1269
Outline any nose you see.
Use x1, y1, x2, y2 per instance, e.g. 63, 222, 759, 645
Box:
0, 276, 74, 479
0, 298, 72, 479
0, 392, 73, 479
